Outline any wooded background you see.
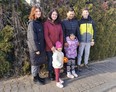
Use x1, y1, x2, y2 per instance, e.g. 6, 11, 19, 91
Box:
0, 0, 116, 78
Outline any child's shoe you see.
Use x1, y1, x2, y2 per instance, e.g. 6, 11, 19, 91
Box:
59, 78, 64, 84
72, 70, 78, 78
56, 82, 64, 88
67, 72, 74, 78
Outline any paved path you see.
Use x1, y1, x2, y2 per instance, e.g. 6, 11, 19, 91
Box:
0, 57, 116, 92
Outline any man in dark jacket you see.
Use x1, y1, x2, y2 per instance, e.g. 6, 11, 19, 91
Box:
77, 8, 96, 69
62, 7, 80, 75
62, 7, 80, 47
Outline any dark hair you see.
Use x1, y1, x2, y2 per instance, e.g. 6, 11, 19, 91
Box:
82, 8, 89, 12
29, 5, 43, 20
69, 33, 75, 37
67, 7, 75, 12
48, 9, 61, 24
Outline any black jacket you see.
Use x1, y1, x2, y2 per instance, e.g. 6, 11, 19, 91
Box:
27, 19, 46, 65
62, 18, 80, 43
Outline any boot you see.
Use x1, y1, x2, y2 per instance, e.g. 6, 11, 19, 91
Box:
49, 72, 55, 81
37, 74, 45, 82
33, 76, 38, 83
49, 70, 55, 81
33, 75, 45, 85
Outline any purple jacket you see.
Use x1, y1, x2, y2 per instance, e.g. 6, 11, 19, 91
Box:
64, 37, 78, 59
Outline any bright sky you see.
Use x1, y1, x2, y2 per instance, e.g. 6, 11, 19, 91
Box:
25, 0, 30, 4
25, 0, 40, 4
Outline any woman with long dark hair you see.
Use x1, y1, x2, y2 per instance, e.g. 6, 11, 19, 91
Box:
27, 5, 46, 85
44, 9, 63, 81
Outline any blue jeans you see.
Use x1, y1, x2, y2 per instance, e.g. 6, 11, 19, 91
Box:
46, 51, 54, 72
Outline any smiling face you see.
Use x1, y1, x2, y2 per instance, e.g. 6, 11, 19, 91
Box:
82, 10, 89, 19
67, 11, 75, 19
57, 47, 62, 52
34, 8, 41, 19
51, 11, 58, 21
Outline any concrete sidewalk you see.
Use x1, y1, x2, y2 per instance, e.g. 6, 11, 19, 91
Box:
0, 57, 116, 92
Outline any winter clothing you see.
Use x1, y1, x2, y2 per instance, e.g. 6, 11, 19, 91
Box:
44, 20, 63, 80
52, 50, 64, 84
78, 16, 96, 42
46, 51, 55, 81
66, 59, 78, 78
64, 36, 78, 78
67, 59, 75, 72
62, 18, 80, 43
64, 37, 78, 59
31, 66, 40, 77
33, 74, 45, 85
27, 19, 46, 66
54, 68, 60, 82
78, 16, 96, 66
55, 41, 62, 49
27, 19, 46, 84
44, 20, 63, 51
52, 50, 64, 68
46, 51, 53, 71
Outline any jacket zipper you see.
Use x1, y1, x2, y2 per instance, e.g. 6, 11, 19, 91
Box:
86, 23, 87, 42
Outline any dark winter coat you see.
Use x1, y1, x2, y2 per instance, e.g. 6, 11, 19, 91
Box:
27, 19, 46, 65
62, 18, 80, 43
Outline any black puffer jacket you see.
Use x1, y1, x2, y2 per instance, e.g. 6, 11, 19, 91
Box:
27, 19, 46, 65
62, 18, 80, 43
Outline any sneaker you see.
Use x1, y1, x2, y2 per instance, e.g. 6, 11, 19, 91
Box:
77, 65, 82, 72
85, 64, 89, 68
56, 82, 64, 88
59, 78, 64, 84
72, 70, 78, 78
67, 72, 74, 78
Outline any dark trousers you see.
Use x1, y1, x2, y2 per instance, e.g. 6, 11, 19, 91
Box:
46, 51, 54, 72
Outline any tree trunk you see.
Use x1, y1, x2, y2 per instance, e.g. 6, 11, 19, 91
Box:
0, 4, 4, 31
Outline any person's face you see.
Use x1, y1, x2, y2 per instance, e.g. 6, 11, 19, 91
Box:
51, 11, 58, 21
82, 10, 89, 19
34, 8, 41, 19
70, 34, 75, 40
67, 11, 75, 19
57, 48, 62, 51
